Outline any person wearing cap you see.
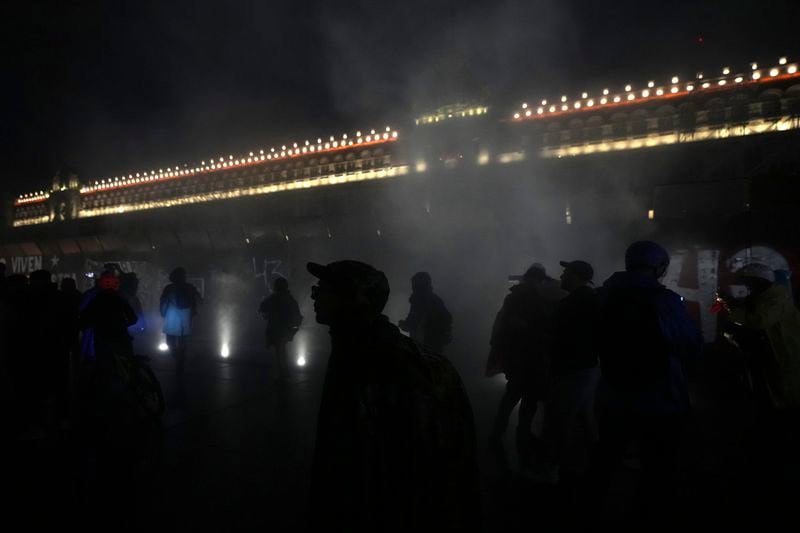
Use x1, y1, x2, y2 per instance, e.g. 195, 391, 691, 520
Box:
399, 271, 453, 354
259, 277, 303, 380
486, 262, 564, 471
537, 260, 601, 483
587, 241, 702, 519
307, 260, 479, 532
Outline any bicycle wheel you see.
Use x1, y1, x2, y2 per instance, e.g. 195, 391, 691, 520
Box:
134, 364, 165, 417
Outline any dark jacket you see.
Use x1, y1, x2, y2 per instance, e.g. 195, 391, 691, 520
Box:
486, 279, 562, 381
310, 316, 480, 532
400, 290, 452, 352
596, 271, 702, 414
553, 285, 599, 376
259, 291, 303, 345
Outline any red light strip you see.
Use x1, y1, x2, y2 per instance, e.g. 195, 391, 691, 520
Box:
512, 70, 800, 122
79, 136, 397, 196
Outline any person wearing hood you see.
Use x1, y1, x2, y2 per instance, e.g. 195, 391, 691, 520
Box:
307, 260, 479, 532
399, 271, 452, 354
588, 241, 701, 520
486, 263, 564, 470
259, 277, 303, 380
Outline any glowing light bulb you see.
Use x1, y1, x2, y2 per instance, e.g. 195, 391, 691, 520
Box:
541, 99, 547, 105
648, 81, 655, 88
537, 107, 544, 114
600, 97, 607, 104
581, 92, 588, 99
702, 82, 710, 88
735, 76, 743, 83
722, 67, 730, 75
625, 84, 632, 91
670, 86, 678, 93
158, 342, 168, 352
770, 68, 779, 76
627, 93, 635, 100
642, 90, 650, 97
613, 96, 621, 103
602, 88, 609, 95
297, 355, 306, 367
513, 113, 520, 119
561, 95, 567, 102
574, 102, 581, 109
561, 104, 568, 111
751, 62, 758, 70
521, 102, 528, 109
752, 71, 762, 80
525, 109, 532, 116
671, 76, 679, 83
221, 343, 230, 358
789, 65, 798, 74
779, 57, 788, 65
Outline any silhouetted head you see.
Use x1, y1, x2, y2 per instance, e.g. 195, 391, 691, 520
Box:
559, 260, 594, 292
61, 277, 77, 292
273, 277, 289, 293
624, 241, 670, 279
411, 271, 432, 293
737, 263, 775, 296
522, 263, 547, 283
30, 269, 52, 287
99, 272, 120, 292
169, 267, 187, 284
308, 260, 390, 327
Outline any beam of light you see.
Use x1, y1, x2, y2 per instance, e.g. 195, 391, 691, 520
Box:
297, 356, 306, 367
220, 343, 230, 358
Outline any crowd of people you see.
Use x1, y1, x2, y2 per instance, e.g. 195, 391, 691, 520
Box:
2, 238, 800, 527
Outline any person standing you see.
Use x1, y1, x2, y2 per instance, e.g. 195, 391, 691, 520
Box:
399, 271, 453, 354
160, 267, 201, 376
588, 241, 702, 520
486, 263, 563, 470
307, 260, 479, 532
259, 277, 303, 380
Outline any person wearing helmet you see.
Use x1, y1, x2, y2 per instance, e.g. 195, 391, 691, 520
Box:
160, 267, 201, 376
399, 271, 453, 354
588, 241, 702, 520
258, 277, 303, 380
307, 260, 479, 532
724, 262, 800, 408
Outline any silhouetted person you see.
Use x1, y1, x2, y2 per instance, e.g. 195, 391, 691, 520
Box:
308, 260, 480, 532
588, 241, 701, 521
259, 277, 303, 380
82, 272, 138, 388
719, 263, 800, 502
119, 272, 146, 337
538, 260, 601, 484
160, 267, 201, 376
486, 263, 563, 470
59, 277, 83, 422
399, 271, 453, 354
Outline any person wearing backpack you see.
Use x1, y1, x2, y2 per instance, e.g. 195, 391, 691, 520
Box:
160, 267, 201, 376
587, 241, 702, 521
399, 271, 453, 354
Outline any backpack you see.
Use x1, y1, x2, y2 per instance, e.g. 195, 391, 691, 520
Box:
598, 287, 670, 392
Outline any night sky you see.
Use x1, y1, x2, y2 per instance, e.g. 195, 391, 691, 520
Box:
3, 0, 798, 197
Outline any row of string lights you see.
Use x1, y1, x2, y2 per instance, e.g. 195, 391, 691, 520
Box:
15, 127, 399, 205
512, 57, 798, 120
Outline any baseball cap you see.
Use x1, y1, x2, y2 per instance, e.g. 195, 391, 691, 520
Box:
307, 260, 390, 312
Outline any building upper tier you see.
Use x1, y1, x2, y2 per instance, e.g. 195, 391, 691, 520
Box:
511, 57, 798, 121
